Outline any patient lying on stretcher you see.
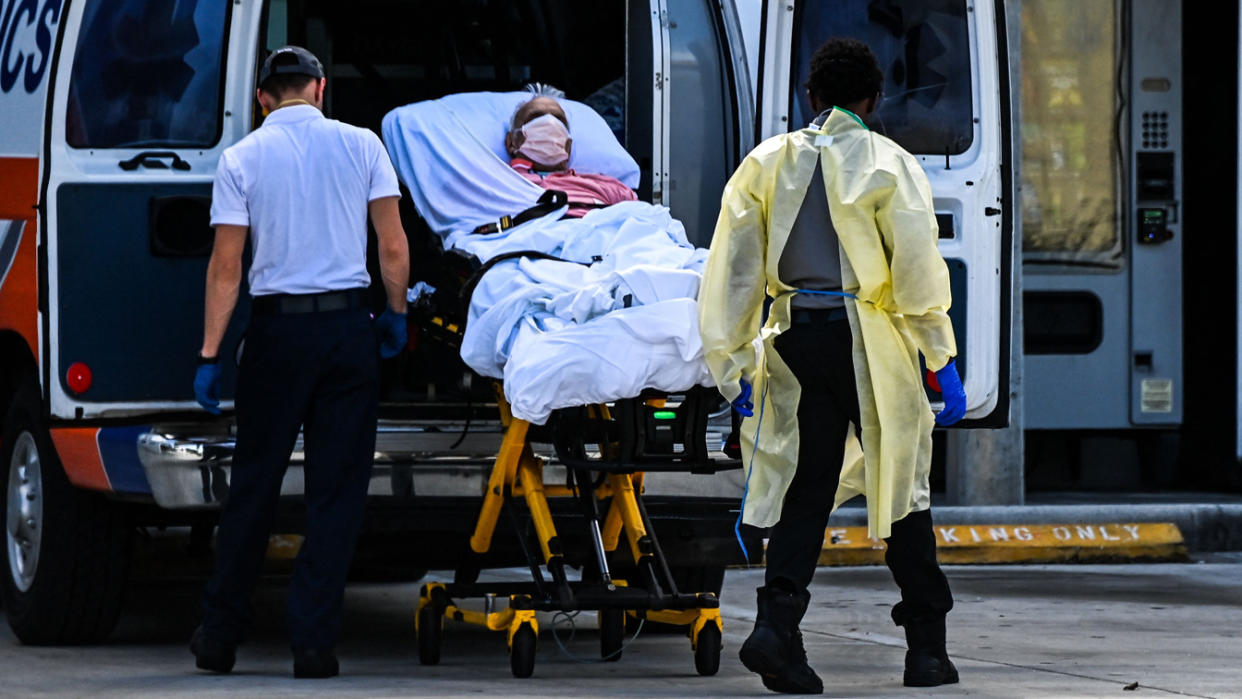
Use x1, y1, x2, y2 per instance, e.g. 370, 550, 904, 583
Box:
504, 85, 637, 217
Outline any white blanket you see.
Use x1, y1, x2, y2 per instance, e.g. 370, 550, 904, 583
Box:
455, 201, 714, 424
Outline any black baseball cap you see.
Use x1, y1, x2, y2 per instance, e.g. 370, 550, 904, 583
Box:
259, 46, 324, 87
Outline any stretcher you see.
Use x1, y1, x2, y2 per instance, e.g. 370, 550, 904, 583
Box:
386, 92, 739, 676
413, 379, 731, 677
411, 261, 735, 677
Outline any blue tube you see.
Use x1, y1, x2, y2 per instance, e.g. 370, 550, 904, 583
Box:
734, 357, 768, 564
792, 289, 858, 299
733, 288, 858, 561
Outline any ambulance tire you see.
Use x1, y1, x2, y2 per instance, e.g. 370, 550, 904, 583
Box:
0, 378, 132, 645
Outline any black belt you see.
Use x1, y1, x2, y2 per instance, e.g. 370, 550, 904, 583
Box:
790, 307, 849, 325
252, 288, 368, 315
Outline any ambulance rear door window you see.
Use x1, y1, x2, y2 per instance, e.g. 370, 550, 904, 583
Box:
66, 0, 231, 149
791, 0, 974, 156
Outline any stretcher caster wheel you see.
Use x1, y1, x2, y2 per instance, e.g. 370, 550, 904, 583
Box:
693, 623, 722, 676
510, 623, 537, 678
599, 609, 625, 661
417, 603, 442, 665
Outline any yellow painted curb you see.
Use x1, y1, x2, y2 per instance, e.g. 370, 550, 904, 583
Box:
814, 523, 1188, 566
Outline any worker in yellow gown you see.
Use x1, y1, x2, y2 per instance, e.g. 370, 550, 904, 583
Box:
699, 38, 967, 694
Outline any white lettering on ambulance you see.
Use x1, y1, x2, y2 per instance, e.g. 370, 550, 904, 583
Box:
0, 0, 61, 94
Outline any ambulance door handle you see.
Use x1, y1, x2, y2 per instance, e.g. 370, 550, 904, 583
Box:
118, 151, 192, 172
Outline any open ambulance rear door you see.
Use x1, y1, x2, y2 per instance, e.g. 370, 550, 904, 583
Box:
41, 0, 264, 420
755, 0, 1015, 426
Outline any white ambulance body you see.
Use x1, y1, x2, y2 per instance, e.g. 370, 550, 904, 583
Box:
0, 0, 1011, 643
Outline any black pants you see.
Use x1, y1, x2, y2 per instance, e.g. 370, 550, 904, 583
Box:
202, 307, 379, 649
763, 318, 953, 625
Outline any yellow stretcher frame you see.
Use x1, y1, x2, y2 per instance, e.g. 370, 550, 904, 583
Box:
415, 388, 724, 678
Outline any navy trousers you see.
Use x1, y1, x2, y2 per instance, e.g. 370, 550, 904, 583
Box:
763, 318, 954, 625
202, 306, 378, 650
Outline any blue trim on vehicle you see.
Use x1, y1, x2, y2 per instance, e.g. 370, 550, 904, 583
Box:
97, 426, 153, 495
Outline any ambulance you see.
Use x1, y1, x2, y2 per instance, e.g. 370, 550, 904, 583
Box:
0, 0, 1012, 643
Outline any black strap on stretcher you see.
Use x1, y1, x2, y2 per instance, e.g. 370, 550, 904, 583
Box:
472, 189, 570, 235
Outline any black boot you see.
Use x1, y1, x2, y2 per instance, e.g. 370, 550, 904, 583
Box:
901, 617, 958, 687
190, 625, 236, 674
738, 585, 823, 694
293, 647, 340, 679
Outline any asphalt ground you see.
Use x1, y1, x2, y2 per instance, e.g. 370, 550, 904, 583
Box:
1, 556, 1240, 698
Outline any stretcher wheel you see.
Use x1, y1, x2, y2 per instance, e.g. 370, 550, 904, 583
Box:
510, 623, 537, 678
599, 609, 625, 661
694, 623, 722, 676
417, 603, 442, 665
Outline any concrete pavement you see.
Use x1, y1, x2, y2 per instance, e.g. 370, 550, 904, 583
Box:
1, 556, 1240, 697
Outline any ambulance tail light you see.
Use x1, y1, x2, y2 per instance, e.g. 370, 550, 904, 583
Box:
66, 363, 93, 395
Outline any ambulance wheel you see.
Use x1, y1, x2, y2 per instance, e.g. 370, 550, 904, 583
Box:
694, 623, 722, 676
599, 609, 625, 661
0, 377, 132, 645
510, 624, 537, 678
417, 603, 442, 665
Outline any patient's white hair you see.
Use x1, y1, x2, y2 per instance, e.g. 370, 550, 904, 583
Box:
510, 83, 568, 129
524, 82, 565, 99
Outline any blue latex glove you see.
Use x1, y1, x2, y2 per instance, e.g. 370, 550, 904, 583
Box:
732, 378, 754, 418
934, 360, 966, 426
376, 308, 408, 359
193, 362, 222, 415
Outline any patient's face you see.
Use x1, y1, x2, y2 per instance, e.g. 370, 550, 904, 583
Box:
506, 97, 573, 170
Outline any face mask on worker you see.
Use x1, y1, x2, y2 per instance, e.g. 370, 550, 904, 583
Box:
517, 114, 571, 167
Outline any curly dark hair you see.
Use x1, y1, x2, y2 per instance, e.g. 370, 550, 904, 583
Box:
804, 37, 884, 110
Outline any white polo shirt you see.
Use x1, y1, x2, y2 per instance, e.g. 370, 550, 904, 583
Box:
210, 104, 401, 296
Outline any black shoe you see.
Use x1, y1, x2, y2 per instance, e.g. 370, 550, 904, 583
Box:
738, 585, 823, 694
903, 648, 959, 687
901, 617, 959, 687
293, 648, 339, 679
190, 626, 236, 674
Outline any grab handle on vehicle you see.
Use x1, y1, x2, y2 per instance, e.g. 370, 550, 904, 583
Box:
118, 151, 191, 172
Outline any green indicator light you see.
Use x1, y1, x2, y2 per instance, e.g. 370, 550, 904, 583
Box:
653, 411, 677, 420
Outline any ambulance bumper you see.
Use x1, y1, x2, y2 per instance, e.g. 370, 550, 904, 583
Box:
136, 421, 506, 509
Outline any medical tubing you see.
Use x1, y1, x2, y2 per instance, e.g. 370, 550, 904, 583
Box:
549, 610, 646, 663
787, 289, 858, 300
734, 359, 767, 565
733, 288, 859, 561
450, 397, 473, 449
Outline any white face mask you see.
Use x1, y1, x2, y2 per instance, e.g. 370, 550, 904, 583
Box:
517, 114, 571, 167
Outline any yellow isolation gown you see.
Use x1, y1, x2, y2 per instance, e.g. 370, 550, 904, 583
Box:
698, 108, 957, 539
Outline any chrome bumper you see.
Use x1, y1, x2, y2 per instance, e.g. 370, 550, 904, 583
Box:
137, 420, 507, 509
137, 413, 741, 510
